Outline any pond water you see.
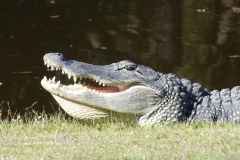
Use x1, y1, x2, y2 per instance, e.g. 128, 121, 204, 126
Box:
0, 0, 240, 117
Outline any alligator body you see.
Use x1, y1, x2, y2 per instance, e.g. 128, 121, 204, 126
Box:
41, 53, 240, 125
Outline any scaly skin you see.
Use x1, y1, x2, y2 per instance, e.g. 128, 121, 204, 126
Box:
41, 53, 240, 125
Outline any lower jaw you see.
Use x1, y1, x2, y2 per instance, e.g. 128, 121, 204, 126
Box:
51, 94, 141, 120
51, 94, 109, 119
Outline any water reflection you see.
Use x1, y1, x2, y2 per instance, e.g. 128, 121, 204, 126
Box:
177, 0, 240, 90
0, 0, 240, 117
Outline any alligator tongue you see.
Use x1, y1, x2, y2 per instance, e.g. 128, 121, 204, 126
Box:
87, 86, 127, 93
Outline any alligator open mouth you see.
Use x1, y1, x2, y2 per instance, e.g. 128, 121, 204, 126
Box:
42, 61, 128, 93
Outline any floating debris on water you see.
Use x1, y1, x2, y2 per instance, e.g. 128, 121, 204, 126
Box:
229, 55, 240, 58
197, 9, 206, 13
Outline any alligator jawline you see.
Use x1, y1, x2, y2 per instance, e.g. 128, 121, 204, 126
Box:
42, 62, 128, 93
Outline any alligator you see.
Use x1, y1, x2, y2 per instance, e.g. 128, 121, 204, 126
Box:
41, 53, 240, 125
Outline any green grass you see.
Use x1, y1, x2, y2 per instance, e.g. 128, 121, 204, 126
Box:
1, 109, 240, 159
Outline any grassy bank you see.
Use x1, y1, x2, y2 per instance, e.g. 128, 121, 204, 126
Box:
0, 110, 240, 159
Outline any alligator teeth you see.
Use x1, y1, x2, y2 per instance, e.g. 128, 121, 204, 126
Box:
44, 61, 47, 65
68, 74, 71, 79
48, 78, 53, 83
52, 76, 56, 82
51, 66, 55, 71
43, 76, 47, 81
62, 70, 65, 74
73, 76, 77, 83
47, 64, 49, 68
55, 81, 61, 87
102, 83, 105, 87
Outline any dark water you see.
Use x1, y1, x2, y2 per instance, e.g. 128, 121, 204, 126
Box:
0, 0, 240, 116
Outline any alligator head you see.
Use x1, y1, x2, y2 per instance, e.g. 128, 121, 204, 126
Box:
41, 53, 194, 125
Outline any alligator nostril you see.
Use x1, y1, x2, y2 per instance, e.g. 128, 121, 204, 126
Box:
58, 53, 61, 56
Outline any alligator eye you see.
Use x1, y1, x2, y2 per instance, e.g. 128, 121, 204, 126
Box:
125, 66, 135, 71
116, 60, 136, 71
121, 65, 136, 71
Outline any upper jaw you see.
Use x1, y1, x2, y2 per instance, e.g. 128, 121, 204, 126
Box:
43, 53, 141, 87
